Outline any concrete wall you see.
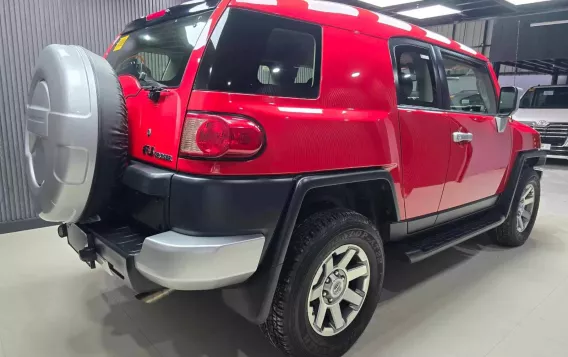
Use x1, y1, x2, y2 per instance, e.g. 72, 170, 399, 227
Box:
0, 0, 181, 232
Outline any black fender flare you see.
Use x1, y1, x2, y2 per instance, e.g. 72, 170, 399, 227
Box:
222, 169, 400, 324
496, 149, 546, 218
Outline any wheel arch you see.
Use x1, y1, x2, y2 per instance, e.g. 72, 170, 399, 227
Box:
222, 168, 400, 324
497, 149, 546, 218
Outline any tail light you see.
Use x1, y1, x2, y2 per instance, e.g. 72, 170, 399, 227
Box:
180, 113, 264, 159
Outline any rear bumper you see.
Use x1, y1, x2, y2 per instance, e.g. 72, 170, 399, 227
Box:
66, 161, 293, 293
135, 231, 265, 290
68, 222, 265, 291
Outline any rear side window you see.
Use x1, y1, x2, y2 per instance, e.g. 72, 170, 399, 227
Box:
194, 8, 322, 99
394, 45, 438, 108
441, 53, 497, 114
106, 11, 212, 87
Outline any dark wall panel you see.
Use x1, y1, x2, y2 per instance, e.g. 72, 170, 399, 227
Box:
491, 10, 568, 62
0, 0, 180, 229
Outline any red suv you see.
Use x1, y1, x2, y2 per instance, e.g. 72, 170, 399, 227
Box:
25, 1, 545, 356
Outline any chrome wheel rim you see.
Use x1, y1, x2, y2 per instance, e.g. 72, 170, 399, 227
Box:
517, 183, 535, 233
307, 243, 370, 337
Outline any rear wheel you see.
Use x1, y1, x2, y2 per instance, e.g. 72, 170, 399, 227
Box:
261, 208, 384, 357
490, 168, 540, 247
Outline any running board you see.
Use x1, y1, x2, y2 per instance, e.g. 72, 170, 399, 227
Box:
394, 212, 505, 263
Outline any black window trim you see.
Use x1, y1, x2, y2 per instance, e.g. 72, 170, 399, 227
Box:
389, 37, 445, 112
193, 7, 323, 100
434, 46, 499, 116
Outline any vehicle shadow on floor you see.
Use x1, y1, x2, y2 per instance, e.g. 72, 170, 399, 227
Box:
92, 234, 507, 357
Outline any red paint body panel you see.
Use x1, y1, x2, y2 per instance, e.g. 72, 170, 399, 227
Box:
498, 120, 541, 192
182, 27, 406, 217
228, 0, 489, 62
110, 0, 541, 223
397, 108, 450, 219
119, 0, 231, 168
439, 112, 512, 210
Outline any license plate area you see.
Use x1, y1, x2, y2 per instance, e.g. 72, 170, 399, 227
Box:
541, 143, 551, 151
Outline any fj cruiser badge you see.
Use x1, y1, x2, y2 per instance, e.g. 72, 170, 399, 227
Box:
142, 145, 173, 162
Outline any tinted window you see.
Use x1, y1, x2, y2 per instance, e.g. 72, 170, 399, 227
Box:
441, 54, 497, 114
394, 46, 438, 108
520, 87, 568, 109
106, 12, 211, 87
194, 8, 322, 99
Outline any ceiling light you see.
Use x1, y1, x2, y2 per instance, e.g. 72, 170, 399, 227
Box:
505, 0, 550, 4
398, 5, 461, 19
359, 0, 422, 7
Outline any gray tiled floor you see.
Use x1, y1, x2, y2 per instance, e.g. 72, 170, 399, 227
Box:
1, 162, 567, 357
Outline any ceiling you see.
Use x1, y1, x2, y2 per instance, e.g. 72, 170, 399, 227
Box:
338, 0, 568, 26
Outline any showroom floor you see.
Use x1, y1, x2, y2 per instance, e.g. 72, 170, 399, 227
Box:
1, 162, 567, 357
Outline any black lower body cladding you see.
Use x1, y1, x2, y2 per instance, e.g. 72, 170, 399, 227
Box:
122, 161, 295, 249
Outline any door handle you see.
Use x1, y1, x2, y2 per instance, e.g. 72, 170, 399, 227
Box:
452, 132, 473, 143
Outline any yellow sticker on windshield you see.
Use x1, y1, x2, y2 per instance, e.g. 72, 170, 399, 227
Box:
113, 35, 129, 51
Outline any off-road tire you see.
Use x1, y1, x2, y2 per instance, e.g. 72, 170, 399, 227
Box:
489, 168, 540, 247
261, 208, 385, 357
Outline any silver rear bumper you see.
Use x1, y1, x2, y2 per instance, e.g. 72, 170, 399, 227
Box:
135, 231, 265, 290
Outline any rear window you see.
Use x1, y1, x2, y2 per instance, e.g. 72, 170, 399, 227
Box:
520, 87, 568, 109
106, 11, 212, 88
194, 8, 322, 99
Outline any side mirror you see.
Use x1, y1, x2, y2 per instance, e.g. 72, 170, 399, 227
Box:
498, 86, 519, 116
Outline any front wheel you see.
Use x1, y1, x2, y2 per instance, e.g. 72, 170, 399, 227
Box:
261, 208, 385, 357
490, 168, 541, 247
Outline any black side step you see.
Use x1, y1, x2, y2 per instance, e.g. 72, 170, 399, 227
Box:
394, 211, 505, 263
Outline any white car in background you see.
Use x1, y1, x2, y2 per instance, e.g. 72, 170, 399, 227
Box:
512, 85, 568, 159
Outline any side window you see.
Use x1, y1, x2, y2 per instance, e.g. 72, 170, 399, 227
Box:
394, 45, 438, 108
441, 53, 497, 114
519, 88, 535, 108
195, 8, 322, 99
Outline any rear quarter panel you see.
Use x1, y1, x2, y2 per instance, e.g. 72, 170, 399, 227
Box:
181, 27, 405, 217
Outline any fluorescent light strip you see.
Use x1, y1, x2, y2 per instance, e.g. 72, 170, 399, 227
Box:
360, 0, 421, 8
398, 5, 461, 19
505, 0, 550, 5
531, 19, 568, 27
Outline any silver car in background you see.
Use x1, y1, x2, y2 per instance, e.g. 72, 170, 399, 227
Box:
513, 85, 568, 159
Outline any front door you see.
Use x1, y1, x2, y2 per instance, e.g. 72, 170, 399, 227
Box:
391, 39, 451, 221
437, 49, 512, 211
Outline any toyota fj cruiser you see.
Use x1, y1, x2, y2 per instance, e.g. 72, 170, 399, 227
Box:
25, 1, 545, 356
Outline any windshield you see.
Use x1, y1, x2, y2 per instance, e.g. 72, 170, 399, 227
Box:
106, 11, 212, 88
519, 87, 568, 109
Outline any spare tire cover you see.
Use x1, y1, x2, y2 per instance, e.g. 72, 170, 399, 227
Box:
25, 45, 128, 223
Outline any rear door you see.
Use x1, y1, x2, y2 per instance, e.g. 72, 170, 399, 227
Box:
391, 39, 451, 223
437, 49, 511, 211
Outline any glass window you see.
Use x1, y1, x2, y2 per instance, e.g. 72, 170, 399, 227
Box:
394, 46, 438, 108
442, 54, 497, 114
106, 12, 212, 88
194, 8, 322, 99
519, 89, 535, 108
520, 87, 568, 109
